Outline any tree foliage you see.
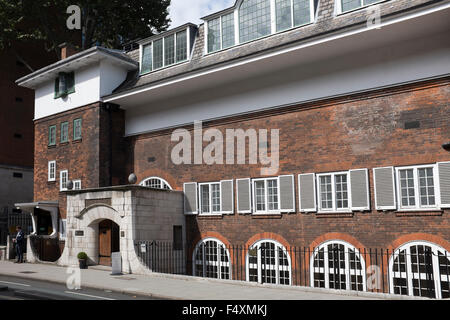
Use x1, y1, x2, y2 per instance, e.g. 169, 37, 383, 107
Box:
0, 0, 171, 55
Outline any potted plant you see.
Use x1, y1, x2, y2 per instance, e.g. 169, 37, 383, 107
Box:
77, 252, 88, 269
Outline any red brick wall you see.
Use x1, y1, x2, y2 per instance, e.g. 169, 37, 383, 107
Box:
34, 102, 127, 218
0, 42, 56, 167
128, 77, 450, 251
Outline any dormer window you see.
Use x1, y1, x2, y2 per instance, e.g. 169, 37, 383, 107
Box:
205, 0, 315, 54
337, 0, 384, 14
54, 72, 75, 99
140, 25, 194, 75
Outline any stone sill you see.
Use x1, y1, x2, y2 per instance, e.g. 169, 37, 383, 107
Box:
251, 214, 282, 219
316, 212, 354, 219
395, 211, 443, 217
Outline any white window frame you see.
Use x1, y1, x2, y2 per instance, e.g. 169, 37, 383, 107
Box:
48, 161, 56, 182
316, 171, 352, 213
140, 177, 172, 190
140, 27, 190, 75
310, 240, 367, 291
59, 219, 67, 240
73, 180, 81, 190
198, 182, 222, 215
252, 177, 280, 214
389, 241, 449, 299
246, 239, 291, 285
193, 238, 232, 280
204, 0, 315, 55
395, 164, 440, 212
336, 0, 386, 15
60, 170, 68, 191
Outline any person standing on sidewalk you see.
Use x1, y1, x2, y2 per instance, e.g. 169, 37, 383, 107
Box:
13, 226, 25, 263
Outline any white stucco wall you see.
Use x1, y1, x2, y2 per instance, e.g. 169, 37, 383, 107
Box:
124, 31, 450, 136
34, 60, 129, 120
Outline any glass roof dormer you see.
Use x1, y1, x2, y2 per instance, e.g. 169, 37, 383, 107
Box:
203, 0, 316, 55
139, 23, 197, 75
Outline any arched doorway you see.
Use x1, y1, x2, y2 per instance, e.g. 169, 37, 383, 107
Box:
98, 219, 120, 266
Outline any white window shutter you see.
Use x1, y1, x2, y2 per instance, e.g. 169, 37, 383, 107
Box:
183, 182, 198, 214
220, 180, 234, 214
298, 173, 317, 213
438, 162, 450, 208
350, 169, 370, 211
373, 167, 396, 210
279, 175, 295, 213
236, 178, 251, 214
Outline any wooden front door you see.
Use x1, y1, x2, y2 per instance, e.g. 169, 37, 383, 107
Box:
98, 220, 119, 266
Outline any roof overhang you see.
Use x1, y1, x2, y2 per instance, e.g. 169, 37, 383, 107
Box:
16, 47, 139, 89
15, 201, 59, 211
103, 2, 450, 108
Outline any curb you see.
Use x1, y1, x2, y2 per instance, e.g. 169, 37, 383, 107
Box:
0, 261, 430, 300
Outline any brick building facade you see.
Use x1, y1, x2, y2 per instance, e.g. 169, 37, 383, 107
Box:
0, 42, 56, 244
16, 0, 450, 299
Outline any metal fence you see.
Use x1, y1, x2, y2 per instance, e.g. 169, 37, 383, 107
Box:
134, 240, 450, 299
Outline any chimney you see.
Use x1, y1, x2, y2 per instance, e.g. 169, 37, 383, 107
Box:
59, 43, 78, 60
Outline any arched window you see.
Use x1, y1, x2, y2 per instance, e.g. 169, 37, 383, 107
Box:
390, 241, 450, 299
311, 240, 366, 291
247, 240, 291, 285
140, 177, 172, 190
193, 238, 231, 280
239, 0, 272, 43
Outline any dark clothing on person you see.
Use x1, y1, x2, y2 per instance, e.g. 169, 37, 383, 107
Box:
15, 230, 25, 263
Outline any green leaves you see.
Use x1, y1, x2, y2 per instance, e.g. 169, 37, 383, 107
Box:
0, 0, 171, 52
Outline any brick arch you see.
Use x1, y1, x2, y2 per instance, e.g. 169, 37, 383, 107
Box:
245, 232, 291, 250
135, 168, 179, 191
189, 231, 233, 278
242, 232, 295, 282
307, 233, 372, 289
388, 233, 450, 253
308, 232, 367, 251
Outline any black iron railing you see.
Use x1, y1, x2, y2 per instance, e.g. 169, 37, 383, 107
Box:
134, 240, 450, 299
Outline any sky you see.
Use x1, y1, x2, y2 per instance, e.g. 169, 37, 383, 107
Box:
168, 0, 235, 28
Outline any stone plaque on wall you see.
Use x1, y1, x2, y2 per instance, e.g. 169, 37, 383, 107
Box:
85, 198, 112, 207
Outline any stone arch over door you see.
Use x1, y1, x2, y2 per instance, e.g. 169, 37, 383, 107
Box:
58, 205, 126, 267
82, 205, 123, 266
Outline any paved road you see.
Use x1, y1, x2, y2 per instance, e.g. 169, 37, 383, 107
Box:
0, 275, 155, 300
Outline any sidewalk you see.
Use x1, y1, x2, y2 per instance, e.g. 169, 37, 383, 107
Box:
0, 261, 415, 300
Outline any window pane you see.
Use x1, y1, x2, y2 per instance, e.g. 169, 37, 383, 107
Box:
293, 0, 312, 26
176, 31, 187, 62
267, 179, 279, 210
74, 119, 82, 140
399, 169, 415, 207
61, 122, 68, 143
153, 39, 163, 69
255, 180, 266, 211
320, 176, 332, 209
335, 174, 348, 209
221, 13, 235, 49
164, 35, 175, 66
341, 0, 361, 12
208, 18, 221, 53
418, 168, 435, 206
141, 43, 153, 73
211, 183, 221, 212
276, 0, 292, 32
364, 0, 380, 5
201, 185, 210, 213
239, 0, 271, 43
